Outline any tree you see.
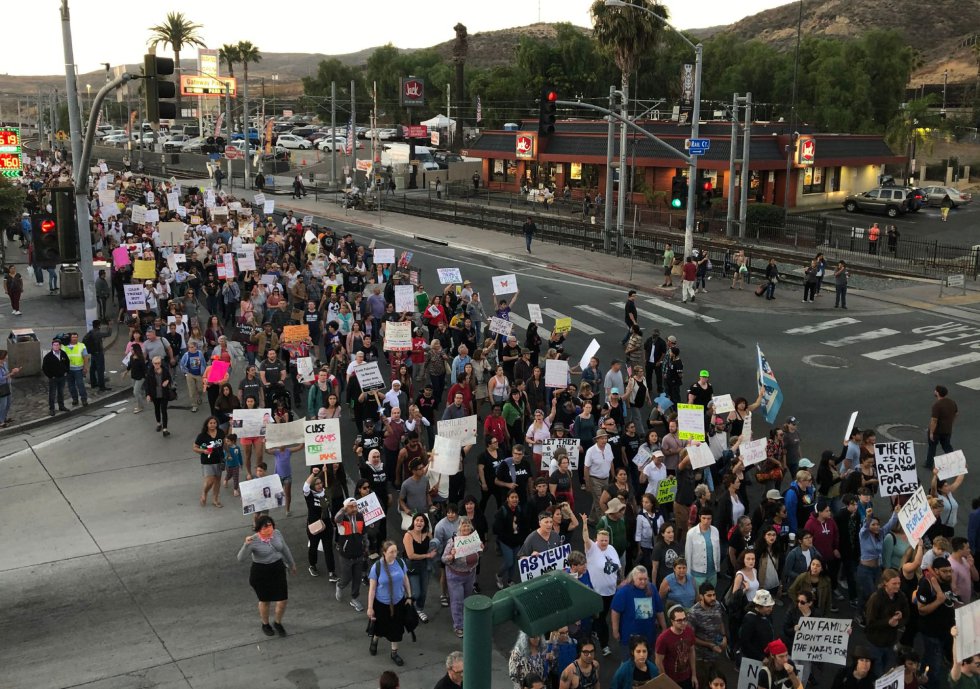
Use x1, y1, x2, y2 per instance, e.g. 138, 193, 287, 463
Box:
219, 44, 239, 78
300, 59, 365, 121
147, 12, 206, 119
237, 41, 262, 89
0, 178, 26, 236
591, 0, 668, 95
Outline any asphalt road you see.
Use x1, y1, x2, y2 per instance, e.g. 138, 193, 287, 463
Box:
823, 196, 980, 246
1, 215, 977, 689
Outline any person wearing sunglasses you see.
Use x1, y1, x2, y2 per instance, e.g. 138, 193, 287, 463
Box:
655, 606, 697, 689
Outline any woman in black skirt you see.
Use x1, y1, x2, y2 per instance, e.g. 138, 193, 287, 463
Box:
367, 540, 413, 666
238, 515, 296, 637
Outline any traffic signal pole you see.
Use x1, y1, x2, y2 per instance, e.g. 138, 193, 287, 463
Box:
683, 44, 702, 260
603, 86, 618, 253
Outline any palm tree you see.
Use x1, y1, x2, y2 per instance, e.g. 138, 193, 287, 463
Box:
590, 0, 668, 94
237, 41, 262, 90
147, 12, 206, 119
219, 44, 240, 79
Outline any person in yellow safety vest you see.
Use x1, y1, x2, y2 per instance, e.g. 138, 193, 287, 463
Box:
63, 332, 90, 407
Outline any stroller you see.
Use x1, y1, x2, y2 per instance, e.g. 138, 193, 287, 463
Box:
342, 188, 363, 210
265, 384, 292, 412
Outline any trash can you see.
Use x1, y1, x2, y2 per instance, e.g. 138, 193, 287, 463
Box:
7, 329, 41, 377
60, 265, 82, 298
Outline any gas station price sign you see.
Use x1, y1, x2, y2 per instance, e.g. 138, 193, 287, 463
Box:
0, 128, 23, 178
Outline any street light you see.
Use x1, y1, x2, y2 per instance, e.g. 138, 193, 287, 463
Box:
605, 0, 702, 260
86, 83, 91, 122
272, 74, 279, 119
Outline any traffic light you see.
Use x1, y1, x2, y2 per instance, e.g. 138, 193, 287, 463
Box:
32, 214, 59, 268
51, 185, 79, 263
144, 54, 177, 122
538, 87, 558, 137
670, 175, 688, 209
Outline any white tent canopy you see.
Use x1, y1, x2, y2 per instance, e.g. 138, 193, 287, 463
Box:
420, 114, 456, 128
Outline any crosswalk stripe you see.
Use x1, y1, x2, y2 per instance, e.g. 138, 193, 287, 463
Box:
643, 297, 719, 323
507, 313, 530, 331
904, 352, 980, 374
785, 318, 860, 334
862, 341, 945, 361
822, 328, 900, 348
955, 377, 980, 390
577, 305, 629, 326
610, 302, 682, 327
540, 308, 604, 336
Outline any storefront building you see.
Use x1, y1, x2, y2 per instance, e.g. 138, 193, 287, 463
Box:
463, 120, 904, 210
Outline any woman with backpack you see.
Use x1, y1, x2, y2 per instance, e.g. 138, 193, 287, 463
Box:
367, 540, 413, 667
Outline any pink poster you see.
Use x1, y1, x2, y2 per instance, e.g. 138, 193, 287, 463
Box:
112, 246, 131, 268
206, 360, 230, 383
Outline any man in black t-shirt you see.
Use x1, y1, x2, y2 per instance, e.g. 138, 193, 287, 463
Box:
258, 348, 284, 395
496, 445, 532, 505
917, 558, 958, 678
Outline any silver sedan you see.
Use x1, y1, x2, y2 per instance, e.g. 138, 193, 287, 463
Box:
921, 186, 973, 207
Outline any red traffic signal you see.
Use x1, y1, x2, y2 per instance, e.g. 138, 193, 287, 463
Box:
40, 219, 56, 233
546, 91, 558, 102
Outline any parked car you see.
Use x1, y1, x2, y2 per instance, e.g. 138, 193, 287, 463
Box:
276, 134, 311, 150
162, 135, 190, 152
378, 128, 400, 141
842, 187, 916, 218
921, 186, 973, 208
98, 128, 126, 141
103, 134, 129, 146
433, 151, 464, 169
289, 126, 318, 139
180, 137, 206, 154
317, 136, 362, 151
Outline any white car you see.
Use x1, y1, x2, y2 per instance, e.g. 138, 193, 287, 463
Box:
276, 134, 311, 150
99, 129, 126, 140
103, 135, 129, 145
378, 128, 399, 141
317, 136, 362, 151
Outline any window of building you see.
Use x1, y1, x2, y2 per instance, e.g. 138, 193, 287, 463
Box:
568, 162, 599, 189
802, 166, 828, 194
489, 158, 517, 183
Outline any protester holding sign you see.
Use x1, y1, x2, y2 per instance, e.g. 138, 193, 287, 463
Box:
442, 517, 483, 638
582, 514, 623, 656
856, 507, 900, 623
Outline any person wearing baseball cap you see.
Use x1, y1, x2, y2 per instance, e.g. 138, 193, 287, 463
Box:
687, 369, 713, 407
334, 494, 367, 612
738, 589, 777, 660
783, 416, 803, 477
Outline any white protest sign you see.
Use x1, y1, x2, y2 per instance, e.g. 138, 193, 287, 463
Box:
541, 438, 581, 470
528, 304, 543, 324
687, 443, 716, 469
492, 273, 518, 295
518, 543, 571, 582
898, 486, 936, 547
384, 321, 412, 352
432, 435, 462, 475
437, 268, 462, 284
935, 449, 967, 481
145, 191, 154, 204
453, 532, 483, 558
236, 247, 256, 271
158, 221, 186, 246
240, 474, 285, 515
354, 361, 385, 391
545, 359, 569, 389
232, 408, 272, 439
264, 419, 306, 449
167, 192, 179, 209
875, 665, 904, 689
98, 189, 116, 209
304, 418, 342, 465
131, 205, 147, 224
874, 441, 917, 497
712, 394, 735, 414
145, 209, 159, 223
253, 193, 266, 206
791, 617, 850, 665
488, 316, 514, 337
373, 248, 396, 264
263, 199, 275, 214
843, 411, 859, 442
578, 338, 600, 370
356, 492, 386, 526
632, 445, 653, 471
740, 437, 768, 467
437, 415, 478, 446
173, 253, 187, 263
676, 404, 705, 441
394, 284, 415, 312
954, 600, 980, 663
736, 659, 764, 689
301, 214, 313, 225
740, 411, 753, 442
296, 357, 315, 384
123, 284, 146, 311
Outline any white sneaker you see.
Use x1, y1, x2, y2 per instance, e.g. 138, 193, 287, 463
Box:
602, 646, 612, 657
191, 406, 198, 413
335, 583, 342, 601
350, 599, 365, 612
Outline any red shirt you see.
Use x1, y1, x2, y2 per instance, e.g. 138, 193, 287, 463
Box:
682, 262, 697, 281
410, 337, 427, 365
484, 415, 508, 445
654, 625, 695, 682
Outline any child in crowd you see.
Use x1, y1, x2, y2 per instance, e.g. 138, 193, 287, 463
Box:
223, 433, 243, 497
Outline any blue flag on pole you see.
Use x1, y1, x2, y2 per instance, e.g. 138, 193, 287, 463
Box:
756, 344, 783, 425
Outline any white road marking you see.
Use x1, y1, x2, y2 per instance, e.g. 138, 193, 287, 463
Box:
822, 329, 900, 347
507, 313, 530, 331
0, 412, 120, 462
955, 377, 980, 390
862, 341, 944, 361
643, 297, 719, 323
104, 400, 127, 408
785, 318, 860, 334
577, 305, 630, 326
540, 308, 604, 336
610, 302, 682, 327
904, 353, 980, 374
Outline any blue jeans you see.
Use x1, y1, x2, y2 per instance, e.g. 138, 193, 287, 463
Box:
921, 635, 949, 689
498, 543, 516, 584
89, 351, 106, 389
408, 563, 431, 611
0, 393, 11, 423
47, 268, 58, 291
835, 284, 848, 308
67, 368, 87, 402
926, 433, 953, 468
524, 233, 532, 252
856, 564, 880, 617
765, 280, 776, 299
868, 642, 895, 679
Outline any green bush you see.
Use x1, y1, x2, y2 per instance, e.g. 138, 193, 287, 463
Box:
746, 203, 786, 230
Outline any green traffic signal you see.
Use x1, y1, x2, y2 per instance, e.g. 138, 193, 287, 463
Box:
671, 198, 683, 208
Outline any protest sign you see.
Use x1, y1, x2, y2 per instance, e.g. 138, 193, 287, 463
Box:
354, 361, 386, 391
712, 394, 735, 414
145, 191, 155, 204
843, 411, 859, 442
519, 544, 571, 582
552, 317, 572, 335
545, 359, 568, 389
131, 205, 147, 224
384, 321, 412, 352
281, 325, 308, 344
410, 270, 419, 286
687, 443, 716, 469
898, 487, 936, 547
263, 199, 275, 214
296, 357, 315, 384
432, 435, 462, 475
98, 189, 116, 209
304, 418, 342, 465
632, 445, 654, 471
736, 659, 764, 689
454, 532, 483, 558
875, 665, 904, 689
133, 259, 156, 280
159, 221, 185, 246
579, 339, 601, 370
175, 205, 187, 217
657, 475, 678, 504
541, 438, 581, 470
123, 284, 146, 311
492, 273, 518, 295
935, 449, 967, 481
398, 251, 413, 268
741, 411, 753, 442
112, 246, 131, 268
236, 247, 256, 271
437, 268, 462, 284
488, 317, 514, 337
232, 408, 272, 439
528, 304, 543, 324
954, 600, 980, 663
437, 415, 478, 446
173, 253, 186, 263
739, 437, 768, 467
356, 491, 386, 526
373, 248, 396, 264
874, 441, 917, 497
240, 474, 285, 515
791, 617, 850, 665
253, 193, 265, 206
264, 419, 306, 448
145, 209, 159, 223
206, 360, 230, 383
676, 404, 705, 441
394, 284, 415, 312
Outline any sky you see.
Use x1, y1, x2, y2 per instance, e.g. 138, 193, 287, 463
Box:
3, 0, 794, 77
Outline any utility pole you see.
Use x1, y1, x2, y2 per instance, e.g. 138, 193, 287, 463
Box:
615, 84, 629, 256
738, 93, 752, 237
726, 93, 739, 238
330, 81, 337, 187
224, 81, 233, 185
59, 0, 97, 330
349, 80, 356, 182
603, 87, 617, 253
243, 73, 250, 189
